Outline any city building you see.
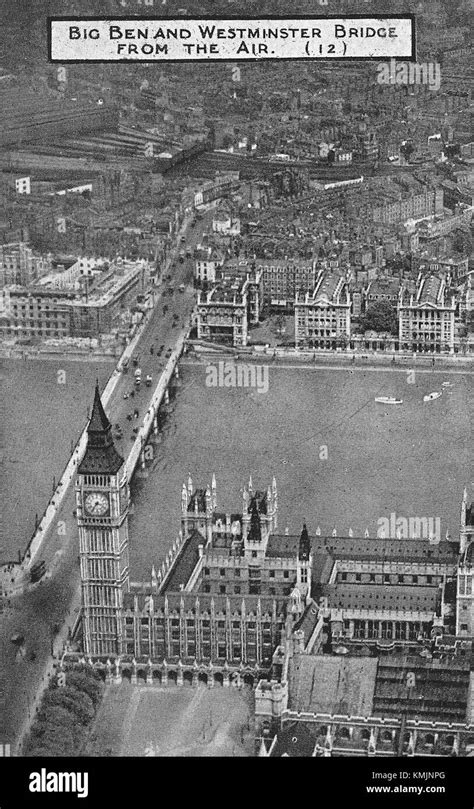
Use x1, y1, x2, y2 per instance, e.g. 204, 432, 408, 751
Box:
295, 271, 351, 350
372, 189, 444, 226
366, 278, 401, 307
212, 207, 241, 235
398, 273, 456, 353
195, 263, 263, 346
0, 242, 52, 287
194, 247, 225, 285
0, 259, 146, 340
196, 276, 249, 347
255, 258, 317, 310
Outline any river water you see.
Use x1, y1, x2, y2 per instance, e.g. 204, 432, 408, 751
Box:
128, 361, 473, 581
1, 357, 471, 575
1, 358, 114, 564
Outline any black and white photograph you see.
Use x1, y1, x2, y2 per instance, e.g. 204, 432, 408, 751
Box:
0, 0, 473, 802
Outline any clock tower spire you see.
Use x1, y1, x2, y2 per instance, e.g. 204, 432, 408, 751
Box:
78, 381, 124, 476
75, 382, 130, 658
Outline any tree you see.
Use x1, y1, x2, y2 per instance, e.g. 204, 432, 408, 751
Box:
26, 721, 76, 756
360, 302, 398, 335
66, 670, 104, 708
35, 705, 86, 747
43, 686, 95, 725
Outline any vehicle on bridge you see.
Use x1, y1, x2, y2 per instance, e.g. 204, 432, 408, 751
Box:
122, 357, 130, 373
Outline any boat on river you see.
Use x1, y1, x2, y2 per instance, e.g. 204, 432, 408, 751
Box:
375, 396, 403, 405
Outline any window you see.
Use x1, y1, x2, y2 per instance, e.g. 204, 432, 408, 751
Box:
219, 585, 226, 594
203, 584, 210, 593
252, 551, 257, 558
204, 567, 209, 576
283, 571, 289, 579
234, 585, 241, 594
269, 570, 275, 578
220, 568, 225, 576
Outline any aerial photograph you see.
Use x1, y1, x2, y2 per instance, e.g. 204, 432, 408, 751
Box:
0, 0, 473, 800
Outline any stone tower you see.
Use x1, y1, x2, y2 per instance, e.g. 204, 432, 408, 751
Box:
75, 383, 130, 657
242, 476, 278, 560
457, 488, 474, 637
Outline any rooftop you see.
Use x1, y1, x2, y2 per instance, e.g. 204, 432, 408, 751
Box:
322, 583, 441, 614
288, 655, 377, 717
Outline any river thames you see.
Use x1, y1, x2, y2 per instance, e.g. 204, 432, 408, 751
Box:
1, 358, 114, 564
129, 360, 472, 580
1, 356, 472, 576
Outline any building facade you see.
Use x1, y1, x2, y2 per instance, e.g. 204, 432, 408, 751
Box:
295, 271, 351, 349
75, 384, 130, 657
255, 258, 317, 309
0, 242, 51, 287
398, 274, 456, 353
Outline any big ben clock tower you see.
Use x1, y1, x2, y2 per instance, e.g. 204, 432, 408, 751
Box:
75, 383, 130, 657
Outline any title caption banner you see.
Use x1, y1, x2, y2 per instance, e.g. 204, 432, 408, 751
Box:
49, 17, 416, 62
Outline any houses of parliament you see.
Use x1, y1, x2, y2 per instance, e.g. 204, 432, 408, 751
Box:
65, 384, 474, 756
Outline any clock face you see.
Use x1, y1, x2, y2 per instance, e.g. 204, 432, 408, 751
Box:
84, 492, 109, 517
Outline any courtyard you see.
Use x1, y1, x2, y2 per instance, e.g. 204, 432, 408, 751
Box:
85, 681, 255, 757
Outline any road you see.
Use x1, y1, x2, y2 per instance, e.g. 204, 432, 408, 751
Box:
0, 207, 215, 753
